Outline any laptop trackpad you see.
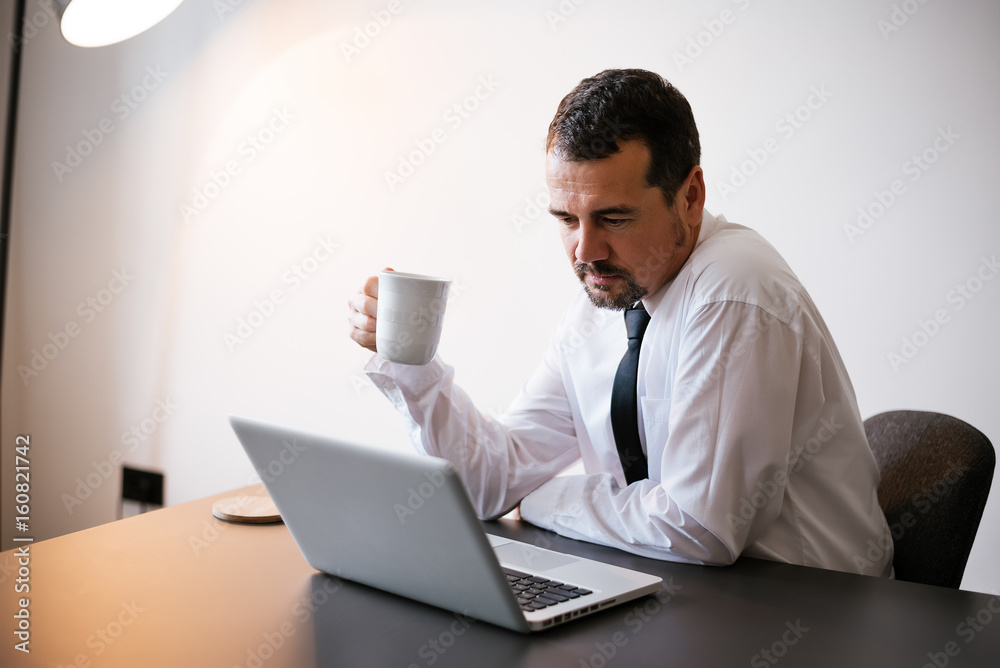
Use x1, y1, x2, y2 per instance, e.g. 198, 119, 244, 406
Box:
494, 542, 580, 572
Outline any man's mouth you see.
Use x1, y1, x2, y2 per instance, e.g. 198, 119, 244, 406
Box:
588, 273, 621, 287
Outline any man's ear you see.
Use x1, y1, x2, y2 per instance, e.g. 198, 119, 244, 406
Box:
676, 166, 706, 227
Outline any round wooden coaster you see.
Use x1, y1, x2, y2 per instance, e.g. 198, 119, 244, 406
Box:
212, 494, 282, 524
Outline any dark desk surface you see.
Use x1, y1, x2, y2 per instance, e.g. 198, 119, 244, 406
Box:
2, 485, 998, 667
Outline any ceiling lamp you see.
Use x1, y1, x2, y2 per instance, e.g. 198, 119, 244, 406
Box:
55, 0, 186, 48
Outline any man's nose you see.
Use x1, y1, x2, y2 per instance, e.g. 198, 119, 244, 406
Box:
575, 222, 609, 265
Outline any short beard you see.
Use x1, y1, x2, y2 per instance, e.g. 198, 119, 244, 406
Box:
574, 260, 648, 311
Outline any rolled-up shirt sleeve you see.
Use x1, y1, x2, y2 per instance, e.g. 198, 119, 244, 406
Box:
365, 342, 582, 520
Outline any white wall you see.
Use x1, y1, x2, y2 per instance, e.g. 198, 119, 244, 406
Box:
2, 0, 998, 593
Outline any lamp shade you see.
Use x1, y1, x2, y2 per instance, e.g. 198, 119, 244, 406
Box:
57, 0, 186, 48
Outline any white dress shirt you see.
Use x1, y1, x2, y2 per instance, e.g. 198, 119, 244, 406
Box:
365, 211, 893, 577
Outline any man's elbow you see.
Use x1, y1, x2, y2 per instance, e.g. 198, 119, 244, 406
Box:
472, 497, 520, 522
700, 551, 739, 567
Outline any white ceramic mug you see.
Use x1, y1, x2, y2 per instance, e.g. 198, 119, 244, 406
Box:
376, 271, 451, 365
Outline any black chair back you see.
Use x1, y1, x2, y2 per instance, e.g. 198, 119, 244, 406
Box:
864, 410, 995, 588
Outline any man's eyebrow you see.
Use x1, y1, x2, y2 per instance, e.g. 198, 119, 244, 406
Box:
593, 205, 640, 216
547, 205, 641, 217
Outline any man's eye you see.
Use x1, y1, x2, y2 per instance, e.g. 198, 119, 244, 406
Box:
603, 218, 631, 226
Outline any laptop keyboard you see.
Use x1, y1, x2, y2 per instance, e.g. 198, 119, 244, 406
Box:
503, 567, 593, 611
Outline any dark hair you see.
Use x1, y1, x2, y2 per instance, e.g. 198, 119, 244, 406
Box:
546, 69, 701, 204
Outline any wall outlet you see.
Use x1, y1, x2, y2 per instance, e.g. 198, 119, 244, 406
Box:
120, 466, 164, 518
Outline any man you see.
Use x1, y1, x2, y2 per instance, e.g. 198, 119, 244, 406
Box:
347, 69, 893, 576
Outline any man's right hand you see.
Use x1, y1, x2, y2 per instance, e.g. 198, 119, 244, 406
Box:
346, 268, 392, 353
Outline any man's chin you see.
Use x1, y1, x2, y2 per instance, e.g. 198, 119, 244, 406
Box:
574, 268, 647, 310
583, 285, 637, 311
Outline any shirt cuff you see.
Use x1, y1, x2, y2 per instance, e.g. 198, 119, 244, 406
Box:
364, 353, 449, 415
364, 353, 446, 396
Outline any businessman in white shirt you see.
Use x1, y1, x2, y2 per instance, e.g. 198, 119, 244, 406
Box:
347, 69, 893, 577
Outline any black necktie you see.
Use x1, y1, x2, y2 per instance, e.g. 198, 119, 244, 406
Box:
611, 303, 651, 485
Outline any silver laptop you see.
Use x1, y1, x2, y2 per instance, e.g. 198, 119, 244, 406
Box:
229, 415, 662, 632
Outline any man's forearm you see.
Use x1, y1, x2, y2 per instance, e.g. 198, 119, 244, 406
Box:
518, 472, 737, 565
365, 353, 580, 519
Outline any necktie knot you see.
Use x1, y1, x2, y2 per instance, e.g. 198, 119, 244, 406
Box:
624, 304, 650, 340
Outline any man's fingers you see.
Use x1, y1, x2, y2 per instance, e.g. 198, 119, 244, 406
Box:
366, 267, 394, 299
347, 321, 378, 351
347, 291, 378, 319
363, 274, 380, 299
347, 307, 376, 333
347, 268, 392, 354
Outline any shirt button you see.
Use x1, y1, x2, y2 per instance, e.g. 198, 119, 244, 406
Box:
384, 382, 397, 391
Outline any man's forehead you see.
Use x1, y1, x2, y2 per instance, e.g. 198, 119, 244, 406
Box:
546, 142, 653, 202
